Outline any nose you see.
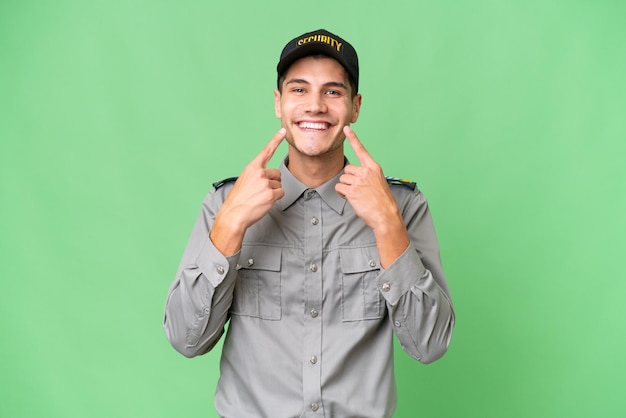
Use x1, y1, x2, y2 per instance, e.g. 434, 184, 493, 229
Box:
305, 93, 327, 114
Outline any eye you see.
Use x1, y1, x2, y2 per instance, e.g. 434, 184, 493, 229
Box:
325, 89, 344, 96
292, 87, 306, 94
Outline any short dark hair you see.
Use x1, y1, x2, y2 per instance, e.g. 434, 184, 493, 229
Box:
277, 54, 358, 98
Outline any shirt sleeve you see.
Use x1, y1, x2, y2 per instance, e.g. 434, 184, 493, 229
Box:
377, 189, 455, 364
163, 188, 240, 358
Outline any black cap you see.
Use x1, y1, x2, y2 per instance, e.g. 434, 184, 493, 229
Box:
277, 29, 359, 92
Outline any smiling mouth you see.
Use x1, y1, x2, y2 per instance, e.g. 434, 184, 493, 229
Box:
298, 121, 331, 130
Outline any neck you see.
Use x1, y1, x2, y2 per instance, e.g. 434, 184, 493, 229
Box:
286, 148, 345, 188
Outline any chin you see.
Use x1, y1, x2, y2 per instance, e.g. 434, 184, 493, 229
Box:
285, 128, 344, 155
290, 140, 343, 159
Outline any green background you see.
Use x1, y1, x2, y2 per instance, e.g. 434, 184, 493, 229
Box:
2, 0, 625, 417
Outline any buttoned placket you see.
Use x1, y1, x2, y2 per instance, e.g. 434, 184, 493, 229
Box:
302, 189, 324, 414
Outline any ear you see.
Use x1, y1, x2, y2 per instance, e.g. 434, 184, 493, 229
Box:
274, 89, 282, 119
350, 93, 362, 124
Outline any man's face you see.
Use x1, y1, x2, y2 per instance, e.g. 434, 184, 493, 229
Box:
274, 56, 362, 160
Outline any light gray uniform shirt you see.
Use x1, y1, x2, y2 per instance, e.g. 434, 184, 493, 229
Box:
164, 160, 455, 418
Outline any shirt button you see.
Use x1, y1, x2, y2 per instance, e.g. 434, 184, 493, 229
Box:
310, 263, 318, 272
311, 403, 319, 412
394, 320, 401, 327
381, 282, 391, 292
311, 217, 319, 225
247, 258, 254, 267
310, 355, 317, 364
368, 259, 377, 267
310, 309, 319, 318
216, 265, 225, 275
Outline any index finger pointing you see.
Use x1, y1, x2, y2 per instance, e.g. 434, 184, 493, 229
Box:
254, 128, 286, 167
343, 125, 374, 166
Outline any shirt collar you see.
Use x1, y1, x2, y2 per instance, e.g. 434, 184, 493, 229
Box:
278, 157, 348, 215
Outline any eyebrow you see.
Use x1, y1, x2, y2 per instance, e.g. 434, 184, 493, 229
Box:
285, 78, 349, 90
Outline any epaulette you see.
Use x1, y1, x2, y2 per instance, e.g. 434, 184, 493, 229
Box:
212, 176, 238, 190
385, 176, 417, 191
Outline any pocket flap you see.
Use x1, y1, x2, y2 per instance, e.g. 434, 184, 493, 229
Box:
339, 247, 380, 274
238, 245, 282, 271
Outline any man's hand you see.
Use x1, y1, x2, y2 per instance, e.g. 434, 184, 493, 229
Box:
335, 126, 410, 267
210, 128, 285, 255
335, 126, 398, 229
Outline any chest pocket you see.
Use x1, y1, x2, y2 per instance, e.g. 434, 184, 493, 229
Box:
230, 246, 282, 320
339, 247, 386, 322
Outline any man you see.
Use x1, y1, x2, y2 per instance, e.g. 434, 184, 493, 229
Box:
164, 29, 454, 418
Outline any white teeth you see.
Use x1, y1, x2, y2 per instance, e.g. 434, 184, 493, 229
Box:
299, 122, 328, 130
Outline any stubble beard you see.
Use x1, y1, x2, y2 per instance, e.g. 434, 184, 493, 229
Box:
285, 131, 345, 161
